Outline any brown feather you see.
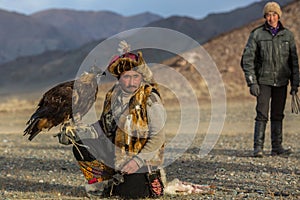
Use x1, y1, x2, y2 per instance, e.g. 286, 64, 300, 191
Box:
24, 68, 103, 141
37, 118, 50, 130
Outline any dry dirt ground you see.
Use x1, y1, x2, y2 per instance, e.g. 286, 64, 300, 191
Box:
0, 96, 299, 199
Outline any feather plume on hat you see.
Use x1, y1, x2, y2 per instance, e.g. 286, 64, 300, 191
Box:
107, 40, 154, 83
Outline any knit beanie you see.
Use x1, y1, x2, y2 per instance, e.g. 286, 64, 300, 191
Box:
263, 2, 282, 18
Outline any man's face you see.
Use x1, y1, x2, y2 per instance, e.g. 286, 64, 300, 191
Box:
119, 70, 143, 93
265, 12, 279, 28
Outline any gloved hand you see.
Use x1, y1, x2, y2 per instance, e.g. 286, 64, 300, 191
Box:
56, 124, 99, 145
290, 85, 298, 95
250, 84, 260, 97
56, 131, 71, 145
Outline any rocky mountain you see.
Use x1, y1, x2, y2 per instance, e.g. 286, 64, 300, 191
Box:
0, 0, 294, 65
0, 9, 75, 64
31, 9, 162, 46
1, 0, 299, 99
146, 0, 293, 43
163, 0, 300, 100
0, 40, 98, 95
0, 9, 162, 64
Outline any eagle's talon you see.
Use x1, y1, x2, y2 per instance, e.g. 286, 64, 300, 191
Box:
60, 122, 77, 137
65, 126, 77, 138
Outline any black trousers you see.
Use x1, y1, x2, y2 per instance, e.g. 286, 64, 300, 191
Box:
255, 85, 287, 122
112, 172, 151, 199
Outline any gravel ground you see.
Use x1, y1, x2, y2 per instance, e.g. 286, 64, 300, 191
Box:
0, 99, 300, 199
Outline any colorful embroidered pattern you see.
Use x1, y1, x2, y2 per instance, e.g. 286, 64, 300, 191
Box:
78, 160, 114, 183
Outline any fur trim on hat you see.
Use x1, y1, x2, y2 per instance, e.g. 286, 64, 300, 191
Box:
135, 52, 154, 83
263, 2, 282, 18
107, 51, 154, 83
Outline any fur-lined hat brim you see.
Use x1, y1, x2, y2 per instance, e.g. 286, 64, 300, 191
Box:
107, 51, 153, 83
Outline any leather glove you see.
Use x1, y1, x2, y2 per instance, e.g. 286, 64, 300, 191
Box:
56, 131, 72, 145
290, 85, 298, 95
56, 124, 99, 145
250, 84, 260, 97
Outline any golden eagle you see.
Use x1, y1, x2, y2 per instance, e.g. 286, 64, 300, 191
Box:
23, 66, 104, 141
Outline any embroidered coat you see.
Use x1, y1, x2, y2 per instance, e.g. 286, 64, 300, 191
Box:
100, 83, 165, 170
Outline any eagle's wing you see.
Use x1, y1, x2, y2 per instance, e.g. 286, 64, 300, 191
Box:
23, 81, 74, 141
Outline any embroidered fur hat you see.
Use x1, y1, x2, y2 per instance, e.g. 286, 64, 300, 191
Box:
107, 41, 153, 83
263, 1, 282, 18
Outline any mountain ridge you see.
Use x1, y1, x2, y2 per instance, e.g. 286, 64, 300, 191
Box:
1, 0, 298, 100
0, 0, 293, 64
163, 0, 300, 100
0, 9, 162, 64
146, 0, 293, 43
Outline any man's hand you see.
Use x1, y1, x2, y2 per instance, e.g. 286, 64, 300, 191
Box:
290, 85, 298, 95
121, 159, 139, 174
250, 84, 260, 97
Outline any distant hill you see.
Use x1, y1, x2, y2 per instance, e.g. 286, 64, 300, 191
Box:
0, 40, 98, 95
0, 9, 75, 64
162, 0, 300, 100
0, 0, 294, 65
31, 9, 162, 46
0, 9, 162, 64
0, 0, 298, 99
146, 0, 294, 43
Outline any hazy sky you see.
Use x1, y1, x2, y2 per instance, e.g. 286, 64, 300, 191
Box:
0, 0, 260, 19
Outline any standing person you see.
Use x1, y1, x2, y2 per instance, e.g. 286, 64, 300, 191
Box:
58, 45, 166, 198
241, 1, 299, 157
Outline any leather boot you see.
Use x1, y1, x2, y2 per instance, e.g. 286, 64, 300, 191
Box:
271, 121, 292, 156
253, 121, 266, 157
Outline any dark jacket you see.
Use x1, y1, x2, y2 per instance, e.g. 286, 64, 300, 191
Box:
241, 22, 299, 87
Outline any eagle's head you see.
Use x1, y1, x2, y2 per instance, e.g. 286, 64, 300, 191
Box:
89, 65, 105, 77
78, 65, 106, 83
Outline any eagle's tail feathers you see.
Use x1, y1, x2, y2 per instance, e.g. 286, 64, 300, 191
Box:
28, 131, 40, 141
23, 118, 42, 141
